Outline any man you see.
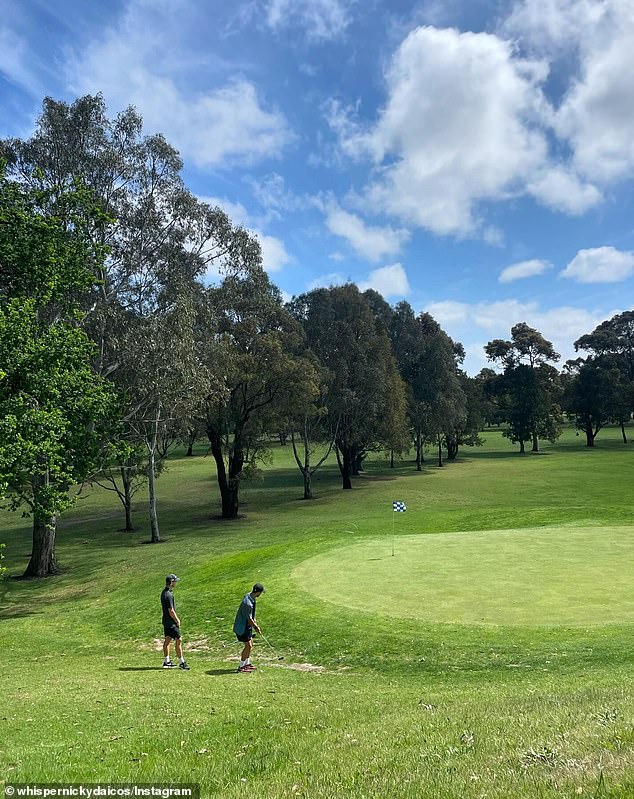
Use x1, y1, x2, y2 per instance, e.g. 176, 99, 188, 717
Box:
160, 574, 190, 670
233, 582, 265, 673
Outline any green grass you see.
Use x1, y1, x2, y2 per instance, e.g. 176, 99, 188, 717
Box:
1, 426, 634, 798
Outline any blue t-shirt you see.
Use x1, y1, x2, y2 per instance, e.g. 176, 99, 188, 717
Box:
233, 593, 256, 636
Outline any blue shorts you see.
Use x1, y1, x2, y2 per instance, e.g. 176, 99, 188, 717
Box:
236, 630, 253, 643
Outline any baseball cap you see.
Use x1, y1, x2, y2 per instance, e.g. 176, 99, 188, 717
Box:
166, 574, 180, 582
253, 582, 265, 593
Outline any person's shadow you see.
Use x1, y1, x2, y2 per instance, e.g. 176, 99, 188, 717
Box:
206, 668, 239, 676
118, 667, 165, 671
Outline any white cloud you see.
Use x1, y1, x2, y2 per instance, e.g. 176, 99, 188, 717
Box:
324, 203, 409, 261
358, 263, 411, 297
425, 297, 615, 374
200, 195, 290, 274
499, 258, 552, 283
67, 1, 292, 169
328, 22, 610, 236
506, 0, 634, 184
561, 246, 634, 283
257, 233, 291, 272
265, 0, 351, 40
307, 272, 347, 290
0, 27, 42, 96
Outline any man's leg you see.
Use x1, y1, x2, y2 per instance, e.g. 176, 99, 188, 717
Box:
239, 638, 253, 669
175, 638, 183, 659
163, 636, 173, 666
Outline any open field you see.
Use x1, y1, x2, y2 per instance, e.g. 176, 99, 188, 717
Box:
1, 427, 633, 798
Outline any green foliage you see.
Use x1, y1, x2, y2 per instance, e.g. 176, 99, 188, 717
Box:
0, 169, 120, 573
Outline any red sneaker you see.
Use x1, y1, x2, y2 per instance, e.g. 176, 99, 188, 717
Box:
237, 665, 253, 673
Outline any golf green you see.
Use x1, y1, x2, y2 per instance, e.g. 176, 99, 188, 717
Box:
292, 525, 634, 626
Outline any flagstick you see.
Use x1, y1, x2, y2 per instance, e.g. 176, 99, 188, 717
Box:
392, 509, 395, 557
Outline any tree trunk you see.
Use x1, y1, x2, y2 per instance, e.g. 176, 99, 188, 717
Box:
415, 431, 423, 471
303, 469, 313, 500
336, 445, 353, 489
24, 513, 59, 578
585, 419, 595, 447
621, 421, 628, 444
519, 439, 525, 454
121, 465, 135, 532
207, 425, 241, 519
186, 428, 196, 456
437, 434, 444, 467
532, 430, 539, 452
147, 445, 161, 542
390, 449, 394, 468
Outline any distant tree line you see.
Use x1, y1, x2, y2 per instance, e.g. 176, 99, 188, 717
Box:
1, 95, 632, 577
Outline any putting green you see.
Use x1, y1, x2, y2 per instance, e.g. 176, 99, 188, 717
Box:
292, 526, 634, 626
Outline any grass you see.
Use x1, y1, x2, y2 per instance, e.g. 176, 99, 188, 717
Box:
1, 426, 633, 798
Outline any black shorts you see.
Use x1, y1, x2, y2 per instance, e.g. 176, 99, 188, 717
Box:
163, 623, 181, 640
236, 630, 253, 643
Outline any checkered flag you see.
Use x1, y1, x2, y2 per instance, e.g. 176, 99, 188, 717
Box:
392, 501, 407, 512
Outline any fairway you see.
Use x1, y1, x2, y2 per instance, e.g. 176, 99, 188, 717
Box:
292, 525, 634, 626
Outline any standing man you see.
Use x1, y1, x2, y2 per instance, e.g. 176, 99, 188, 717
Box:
233, 583, 265, 673
161, 574, 190, 670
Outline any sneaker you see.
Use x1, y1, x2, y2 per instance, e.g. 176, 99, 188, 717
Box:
237, 665, 253, 673
179, 661, 190, 670
243, 664, 256, 671
163, 661, 175, 669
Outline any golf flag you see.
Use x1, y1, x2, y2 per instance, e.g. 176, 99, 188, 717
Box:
393, 501, 407, 512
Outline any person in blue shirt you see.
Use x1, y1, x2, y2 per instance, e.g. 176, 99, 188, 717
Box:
233, 583, 265, 673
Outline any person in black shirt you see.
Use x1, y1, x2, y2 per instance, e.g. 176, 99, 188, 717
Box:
160, 574, 190, 670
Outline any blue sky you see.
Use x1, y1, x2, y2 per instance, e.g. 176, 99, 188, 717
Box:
2, 0, 634, 373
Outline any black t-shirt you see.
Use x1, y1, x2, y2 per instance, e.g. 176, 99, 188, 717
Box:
161, 588, 176, 625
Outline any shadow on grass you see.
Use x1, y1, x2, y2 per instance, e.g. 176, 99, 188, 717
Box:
205, 668, 239, 676
118, 667, 165, 672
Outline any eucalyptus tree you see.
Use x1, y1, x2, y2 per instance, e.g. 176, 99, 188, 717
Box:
201, 266, 312, 517
485, 323, 561, 452
389, 303, 465, 469
289, 285, 408, 489
0, 172, 118, 576
3, 95, 255, 534
574, 311, 634, 443
563, 358, 629, 447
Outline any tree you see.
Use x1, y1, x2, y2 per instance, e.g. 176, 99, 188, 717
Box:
202, 269, 311, 518
3, 95, 255, 534
389, 305, 465, 469
575, 311, 634, 443
485, 323, 561, 452
289, 285, 408, 489
0, 173, 118, 577
563, 358, 627, 447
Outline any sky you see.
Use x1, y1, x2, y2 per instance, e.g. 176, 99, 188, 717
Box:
1, 0, 634, 374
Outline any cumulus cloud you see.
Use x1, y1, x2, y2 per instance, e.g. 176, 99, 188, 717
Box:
561, 246, 634, 283
499, 259, 552, 283
424, 297, 615, 374
265, 0, 351, 40
329, 26, 591, 236
506, 0, 634, 184
66, 1, 292, 169
324, 203, 409, 261
358, 263, 411, 297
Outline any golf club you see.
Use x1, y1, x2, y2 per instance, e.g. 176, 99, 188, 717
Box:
259, 631, 284, 660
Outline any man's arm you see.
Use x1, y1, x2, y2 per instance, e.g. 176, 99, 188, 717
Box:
168, 595, 181, 627
247, 615, 261, 634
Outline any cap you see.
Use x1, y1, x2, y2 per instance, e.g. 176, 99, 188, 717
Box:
166, 574, 180, 583
253, 582, 265, 594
